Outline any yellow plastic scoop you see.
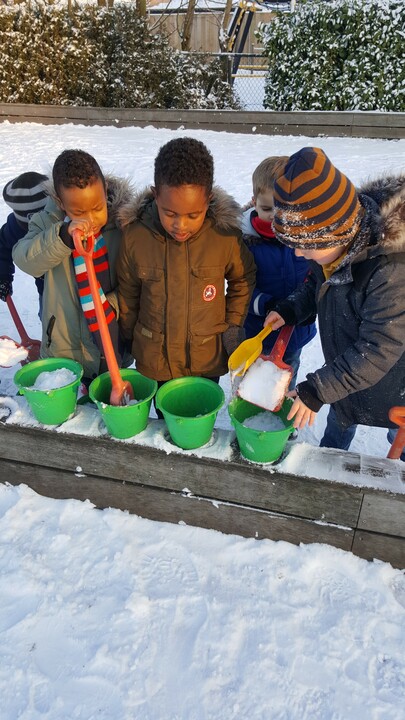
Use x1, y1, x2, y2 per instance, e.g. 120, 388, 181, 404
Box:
228, 324, 273, 379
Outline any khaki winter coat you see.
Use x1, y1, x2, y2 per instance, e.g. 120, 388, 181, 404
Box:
12, 176, 134, 379
117, 187, 256, 380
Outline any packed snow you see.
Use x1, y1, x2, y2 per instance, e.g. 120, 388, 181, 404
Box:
31, 368, 78, 391
0, 336, 28, 366
238, 357, 291, 411
0, 120, 404, 719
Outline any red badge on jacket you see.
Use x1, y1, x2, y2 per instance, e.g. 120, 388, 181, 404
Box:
203, 285, 216, 302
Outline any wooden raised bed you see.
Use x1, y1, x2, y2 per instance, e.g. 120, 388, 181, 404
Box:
0, 420, 404, 569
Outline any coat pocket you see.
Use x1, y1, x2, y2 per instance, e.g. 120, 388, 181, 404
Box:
133, 322, 166, 377
190, 266, 226, 332
136, 265, 165, 330
189, 331, 227, 376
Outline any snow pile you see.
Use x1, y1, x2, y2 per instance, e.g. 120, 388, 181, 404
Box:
0, 337, 27, 367
31, 368, 77, 391
243, 410, 286, 431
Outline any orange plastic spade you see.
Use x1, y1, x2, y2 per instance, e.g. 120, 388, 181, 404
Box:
237, 325, 295, 413
387, 406, 405, 460
1, 295, 41, 364
72, 230, 134, 406
260, 325, 295, 411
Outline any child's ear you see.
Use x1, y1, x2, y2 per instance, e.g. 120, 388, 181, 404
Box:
252, 195, 257, 208
55, 195, 65, 212
151, 186, 157, 199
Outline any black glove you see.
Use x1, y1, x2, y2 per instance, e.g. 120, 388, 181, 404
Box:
264, 298, 297, 326
296, 381, 324, 412
0, 276, 13, 301
222, 325, 246, 357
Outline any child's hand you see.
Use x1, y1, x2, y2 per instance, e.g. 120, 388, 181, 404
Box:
286, 391, 317, 429
264, 311, 285, 330
67, 218, 94, 240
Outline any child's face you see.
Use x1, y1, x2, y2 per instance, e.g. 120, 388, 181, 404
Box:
58, 178, 108, 236
253, 189, 274, 222
294, 245, 345, 265
154, 184, 210, 243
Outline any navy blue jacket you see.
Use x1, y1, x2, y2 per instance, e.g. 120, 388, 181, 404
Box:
0, 212, 43, 295
242, 208, 316, 355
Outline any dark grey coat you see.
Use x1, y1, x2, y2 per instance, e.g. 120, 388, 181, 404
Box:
276, 175, 405, 429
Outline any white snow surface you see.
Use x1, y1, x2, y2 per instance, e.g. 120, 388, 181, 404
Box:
0, 121, 404, 719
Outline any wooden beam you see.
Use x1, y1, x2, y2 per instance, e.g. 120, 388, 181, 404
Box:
1, 421, 404, 567
0, 104, 403, 139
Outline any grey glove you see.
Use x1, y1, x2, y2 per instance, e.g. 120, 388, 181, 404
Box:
222, 325, 246, 357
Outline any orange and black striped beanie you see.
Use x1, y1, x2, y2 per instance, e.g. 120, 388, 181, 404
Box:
273, 147, 362, 249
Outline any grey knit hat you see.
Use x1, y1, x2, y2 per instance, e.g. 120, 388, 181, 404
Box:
3, 171, 48, 225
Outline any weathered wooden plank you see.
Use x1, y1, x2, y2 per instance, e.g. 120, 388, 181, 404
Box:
352, 530, 405, 569
358, 492, 405, 538
0, 459, 354, 551
0, 423, 362, 526
0, 104, 403, 139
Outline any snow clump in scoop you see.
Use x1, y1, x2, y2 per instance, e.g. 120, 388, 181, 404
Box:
238, 357, 290, 411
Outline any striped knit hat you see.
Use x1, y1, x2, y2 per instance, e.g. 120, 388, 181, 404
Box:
273, 147, 362, 249
3, 171, 48, 226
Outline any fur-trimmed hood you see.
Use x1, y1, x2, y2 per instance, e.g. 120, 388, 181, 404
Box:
42, 175, 135, 229
118, 185, 242, 233
359, 174, 405, 252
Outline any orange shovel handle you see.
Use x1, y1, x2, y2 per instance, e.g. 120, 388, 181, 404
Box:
72, 230, 123, 391
268, 325, 295, 364
387, 406, 405, 460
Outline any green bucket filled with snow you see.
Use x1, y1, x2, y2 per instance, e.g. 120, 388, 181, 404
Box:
89, 369, 158, 440
155, 377, 225, 450
14, 357, 83, 425
228, 396, 294, 463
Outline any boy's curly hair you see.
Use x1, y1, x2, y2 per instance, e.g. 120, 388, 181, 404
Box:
53, 149, 105, 195
154, 137, 214, 195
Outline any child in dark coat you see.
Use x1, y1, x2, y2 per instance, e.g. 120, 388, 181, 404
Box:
0, 172, 48, 312
242, 155, 316, 387
265, 146, 405, 460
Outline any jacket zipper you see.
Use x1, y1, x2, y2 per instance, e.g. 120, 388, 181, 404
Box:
185, 241, 191, 370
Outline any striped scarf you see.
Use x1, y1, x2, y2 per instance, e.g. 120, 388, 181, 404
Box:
72, 232, 121, 369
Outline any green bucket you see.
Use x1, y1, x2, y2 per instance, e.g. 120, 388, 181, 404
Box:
155, 377, 225, 450
228, 396, 294, 463
14, 357, 83, 425
89, 369, 158, 439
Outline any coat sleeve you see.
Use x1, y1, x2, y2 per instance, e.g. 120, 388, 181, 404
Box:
274, 269, 318, 326
116, 228, 141, 342
224, 236, 256, 327
307, 260, 405, 405
12, 211, 72, 278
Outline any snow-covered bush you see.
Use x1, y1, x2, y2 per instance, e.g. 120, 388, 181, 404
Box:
0, 4, 239, 109
258, 0, 405, 111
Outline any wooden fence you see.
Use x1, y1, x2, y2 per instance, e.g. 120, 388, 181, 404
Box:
1, 104, 404, 139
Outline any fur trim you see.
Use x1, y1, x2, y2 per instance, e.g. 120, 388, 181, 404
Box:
359, 174, 405, 251
118, 185, 242, 233
42, 175, 135, 228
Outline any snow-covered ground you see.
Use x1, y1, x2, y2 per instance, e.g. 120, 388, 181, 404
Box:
0, 121, 404, 719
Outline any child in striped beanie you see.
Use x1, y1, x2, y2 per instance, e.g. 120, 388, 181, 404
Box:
0, 172, 48, 304
265, 146, 405, 460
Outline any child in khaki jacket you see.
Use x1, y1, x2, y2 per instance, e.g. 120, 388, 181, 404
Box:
117, 137, 256, 383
